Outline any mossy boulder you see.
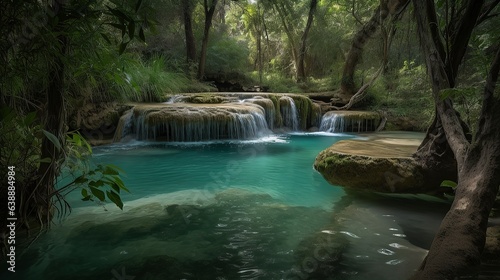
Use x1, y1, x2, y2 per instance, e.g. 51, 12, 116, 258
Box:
315, 151, 426, 193
314, 132, 438, 193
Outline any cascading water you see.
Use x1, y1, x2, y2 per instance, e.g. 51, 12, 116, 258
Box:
320, 113, 346, 133
242, 97, 276, 130
128, 104, 271, 142
279, 96, 299, 131
319, 111, 380, 133
113, 109, 134, 142
113, 93, 323, 141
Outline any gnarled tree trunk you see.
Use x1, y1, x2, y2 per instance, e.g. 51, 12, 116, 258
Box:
411, 0, 500, 278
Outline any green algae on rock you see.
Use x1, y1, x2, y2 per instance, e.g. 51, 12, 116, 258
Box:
313, 132, 440, 193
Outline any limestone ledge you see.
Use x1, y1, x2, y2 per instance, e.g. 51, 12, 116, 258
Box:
313, 132, 436, 193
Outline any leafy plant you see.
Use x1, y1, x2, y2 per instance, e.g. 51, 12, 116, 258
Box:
440, 180, 458, 190
57, 132, 129, 210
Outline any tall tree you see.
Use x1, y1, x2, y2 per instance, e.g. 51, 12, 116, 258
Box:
297, 0, 318, 82
1, 0, 146, 230
339, 0, 409, 100
182, 0, 197, 76
198, 0, 219, 80
271, 0, 300, 80
410, 0, 500, 278
34, 0, 68, 226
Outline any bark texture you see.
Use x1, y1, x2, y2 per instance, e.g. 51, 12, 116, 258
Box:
197, 0, 218, 80
32, 1, 68, 228
182, 0, 196, 69
411, 0, 500, 278
296, 0, 318, 82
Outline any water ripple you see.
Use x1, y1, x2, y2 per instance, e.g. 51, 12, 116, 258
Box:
389, 243, 408, 249
377, 248, 395, 256
340, 231, 361, 239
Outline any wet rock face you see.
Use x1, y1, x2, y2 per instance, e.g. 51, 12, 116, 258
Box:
68, 102, 132, 145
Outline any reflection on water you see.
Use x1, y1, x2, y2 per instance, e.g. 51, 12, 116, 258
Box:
8, 133, 454, 280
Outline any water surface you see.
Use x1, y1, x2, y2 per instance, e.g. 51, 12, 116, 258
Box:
10, 133, 450, 280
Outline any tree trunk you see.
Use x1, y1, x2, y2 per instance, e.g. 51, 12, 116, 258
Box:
412, 0, 481, 182
272, 0, 299, 80
411, 0, 500, 278
296, 0, 318, 82
197, 0, 218, 80
339, 0, 409, 98
412, 45, 500, 280
256, 2, 263, 86
32, 1, 68, 228
182, 0, 197, 76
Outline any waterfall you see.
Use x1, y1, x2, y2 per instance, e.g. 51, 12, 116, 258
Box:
165, 94, 185, 104
130, 104, 270, 141
319, 111, 379, 133
279, 96, 299, 131
319, 113, 345, 133
242, 97, 276, 129
113, 109, 134, 142
134, 111, 150, 140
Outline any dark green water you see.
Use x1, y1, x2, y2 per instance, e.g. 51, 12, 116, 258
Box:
8, 133, 450, 280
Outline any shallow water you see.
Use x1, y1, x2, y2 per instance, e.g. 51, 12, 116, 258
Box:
8, 133, 451, 280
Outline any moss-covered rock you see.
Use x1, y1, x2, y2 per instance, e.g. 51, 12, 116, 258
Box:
314, 132, 439, 193
315, 151, 427, 193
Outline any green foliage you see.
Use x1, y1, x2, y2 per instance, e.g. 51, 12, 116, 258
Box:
250, 72, 302, 93
369, 61, 434, 130
58, 132, 129, 210
440, 180, 458, 189
206, 37, 251, 75
0, 108, 41, 188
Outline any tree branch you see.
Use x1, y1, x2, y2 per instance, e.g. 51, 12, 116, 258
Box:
476, 46, 500, 142
478, 0, 500, 24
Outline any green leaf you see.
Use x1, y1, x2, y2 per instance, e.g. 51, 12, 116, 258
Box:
90, 186, 106, 201
128, 21, 135, 40
100, 32, 111, 44
72, 133, 82, 146
106, 5, 132, 22
89, 180, 104, 188
39, 157, 52, 163
111, 175, 129, 192
110, 182, 120, 193
119, 41, 129, 55
107, 23, 126, 32
440, 180, 458, 189
81, 188, 88, 197
24, 111, 37, 125
103, 165, 120, 175
107, 190, 124, 210
42, 130, 61, 151
74, 176, 88, 184
139, 27, 145, 42
82, 195, 92, 201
